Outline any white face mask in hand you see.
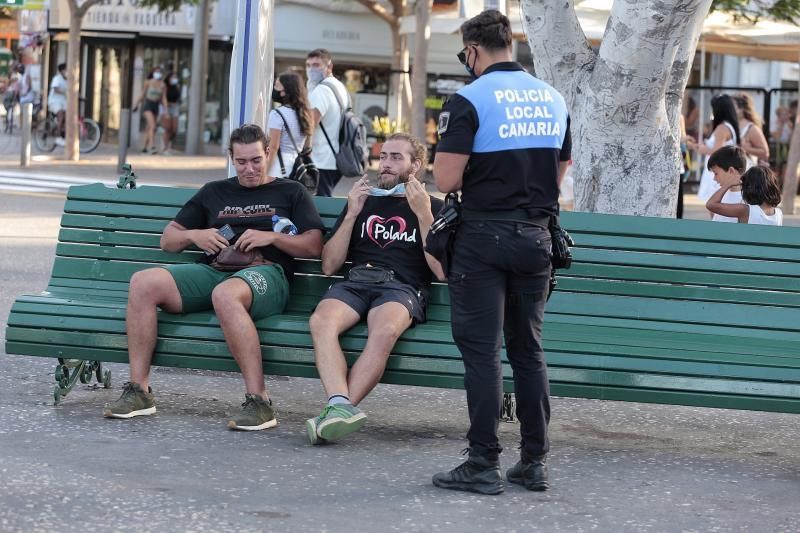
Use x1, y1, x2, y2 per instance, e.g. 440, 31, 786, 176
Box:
369, 183, 406, 196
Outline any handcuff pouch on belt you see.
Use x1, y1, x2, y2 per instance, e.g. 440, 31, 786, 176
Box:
347, 264, 395, 284
547, 215, 575, 300
424, 193, 461, 277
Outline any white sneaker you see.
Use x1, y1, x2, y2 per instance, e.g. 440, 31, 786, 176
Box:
55, 137, 65, 146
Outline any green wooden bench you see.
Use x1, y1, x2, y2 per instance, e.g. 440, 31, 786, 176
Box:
5, 180, 800, 413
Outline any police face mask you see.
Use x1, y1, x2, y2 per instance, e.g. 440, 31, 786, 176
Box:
369, 183, 406, 196
457, 45, 478, 80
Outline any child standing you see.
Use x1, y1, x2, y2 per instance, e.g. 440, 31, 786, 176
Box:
704, 146, 748, 223
706, 165, 783, 226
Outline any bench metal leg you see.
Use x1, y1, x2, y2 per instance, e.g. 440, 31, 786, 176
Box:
500, 393, 517, 423
53, 358, 112, 405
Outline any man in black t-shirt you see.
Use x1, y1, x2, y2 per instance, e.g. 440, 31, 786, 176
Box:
103, 124, 325, 430
305, 133, 444, 445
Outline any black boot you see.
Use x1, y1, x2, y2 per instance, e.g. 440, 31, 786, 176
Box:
432, 449, 503, 495
506, 454, 548, 491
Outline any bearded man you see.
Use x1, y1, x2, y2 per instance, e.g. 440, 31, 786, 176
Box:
305, 132, 445, 445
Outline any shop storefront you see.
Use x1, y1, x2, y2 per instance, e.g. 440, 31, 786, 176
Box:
47, 0, 234, 148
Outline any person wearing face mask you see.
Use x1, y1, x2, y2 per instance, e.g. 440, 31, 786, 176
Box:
160, 72, 181, 155
305, 48, 350, 196
305, 133, 445, 445
264, 71, 313, 181
133, 67, 167, 154
431, 10, 571, 495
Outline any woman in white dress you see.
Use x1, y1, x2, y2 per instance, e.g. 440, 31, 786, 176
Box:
264, 71, 313, 180
733, 93, 770, 167
686, 94, 740, 203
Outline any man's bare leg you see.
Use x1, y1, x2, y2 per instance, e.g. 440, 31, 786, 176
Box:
104, 268, 182, 418
306, 300, 411, 444
212, 278, 265, 398
127, 268, 183, 391
212, 278, 277, 431
309, 298, 362, 398
348, 302, 412, 405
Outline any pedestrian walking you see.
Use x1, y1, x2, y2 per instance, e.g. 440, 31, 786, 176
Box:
134, 66, 167, 154
306, 48, 349, 196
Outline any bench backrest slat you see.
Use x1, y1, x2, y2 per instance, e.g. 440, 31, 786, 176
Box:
48, 183, 800, 338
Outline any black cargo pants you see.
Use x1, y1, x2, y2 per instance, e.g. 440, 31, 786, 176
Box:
448, 220, 552, 460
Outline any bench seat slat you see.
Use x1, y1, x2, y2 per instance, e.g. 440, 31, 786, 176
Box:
13, 293, 800, 359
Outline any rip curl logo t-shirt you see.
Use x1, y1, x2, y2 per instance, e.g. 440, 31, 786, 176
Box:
329, 195, 444, 290
173, 177, 325, 279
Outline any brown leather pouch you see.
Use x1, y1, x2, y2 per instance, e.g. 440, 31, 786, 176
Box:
209, 247, 272, 272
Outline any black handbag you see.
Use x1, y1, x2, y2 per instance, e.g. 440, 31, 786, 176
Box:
275, 108, 319, 194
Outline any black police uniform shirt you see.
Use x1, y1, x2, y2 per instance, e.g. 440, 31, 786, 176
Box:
330, 195, 445, 291
173, 177, 325, 279
436, 62, 571, 213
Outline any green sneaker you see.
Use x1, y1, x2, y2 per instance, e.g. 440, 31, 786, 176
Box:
305, 413, 327, 445
314, 404, 367, 443
103, 382, 156, 419
227, 393, 277, 431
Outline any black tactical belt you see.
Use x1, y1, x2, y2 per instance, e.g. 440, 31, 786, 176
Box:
460, 208, 550, 229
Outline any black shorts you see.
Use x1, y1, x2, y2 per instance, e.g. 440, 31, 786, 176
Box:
320, 280, 427, 324
143, 100, 160, 115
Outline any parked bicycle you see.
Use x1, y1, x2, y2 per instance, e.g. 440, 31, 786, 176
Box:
34, 109, 101, 153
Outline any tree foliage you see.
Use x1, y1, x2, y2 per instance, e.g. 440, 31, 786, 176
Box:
712, 0, 800, 24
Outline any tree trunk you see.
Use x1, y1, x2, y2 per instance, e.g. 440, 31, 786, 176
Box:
389, 20, 410, 128
186, 0, 211, 155
65, 10, 83, 161
65, 0, 103, 161
521, 0, 712, 217
780, 113, 800, 214
410, 0, 431, 141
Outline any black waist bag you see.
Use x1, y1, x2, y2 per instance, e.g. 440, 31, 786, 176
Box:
347, 265, 395, 283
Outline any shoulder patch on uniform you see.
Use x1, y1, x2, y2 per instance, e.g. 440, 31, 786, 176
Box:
438, 112, 450, 135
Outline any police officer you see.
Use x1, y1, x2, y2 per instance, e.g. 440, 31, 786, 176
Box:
431, 10, 571, 495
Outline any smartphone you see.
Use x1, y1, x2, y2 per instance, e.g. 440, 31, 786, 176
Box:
205, 224, 235, 255
217, 224, 235, 241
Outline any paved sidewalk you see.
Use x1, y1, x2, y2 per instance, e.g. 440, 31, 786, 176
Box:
0, 152, 798, 531
1, 357, 798, 532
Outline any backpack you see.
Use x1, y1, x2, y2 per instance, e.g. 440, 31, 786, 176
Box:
318, 80, 368, 177
275, 108, 319, 194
